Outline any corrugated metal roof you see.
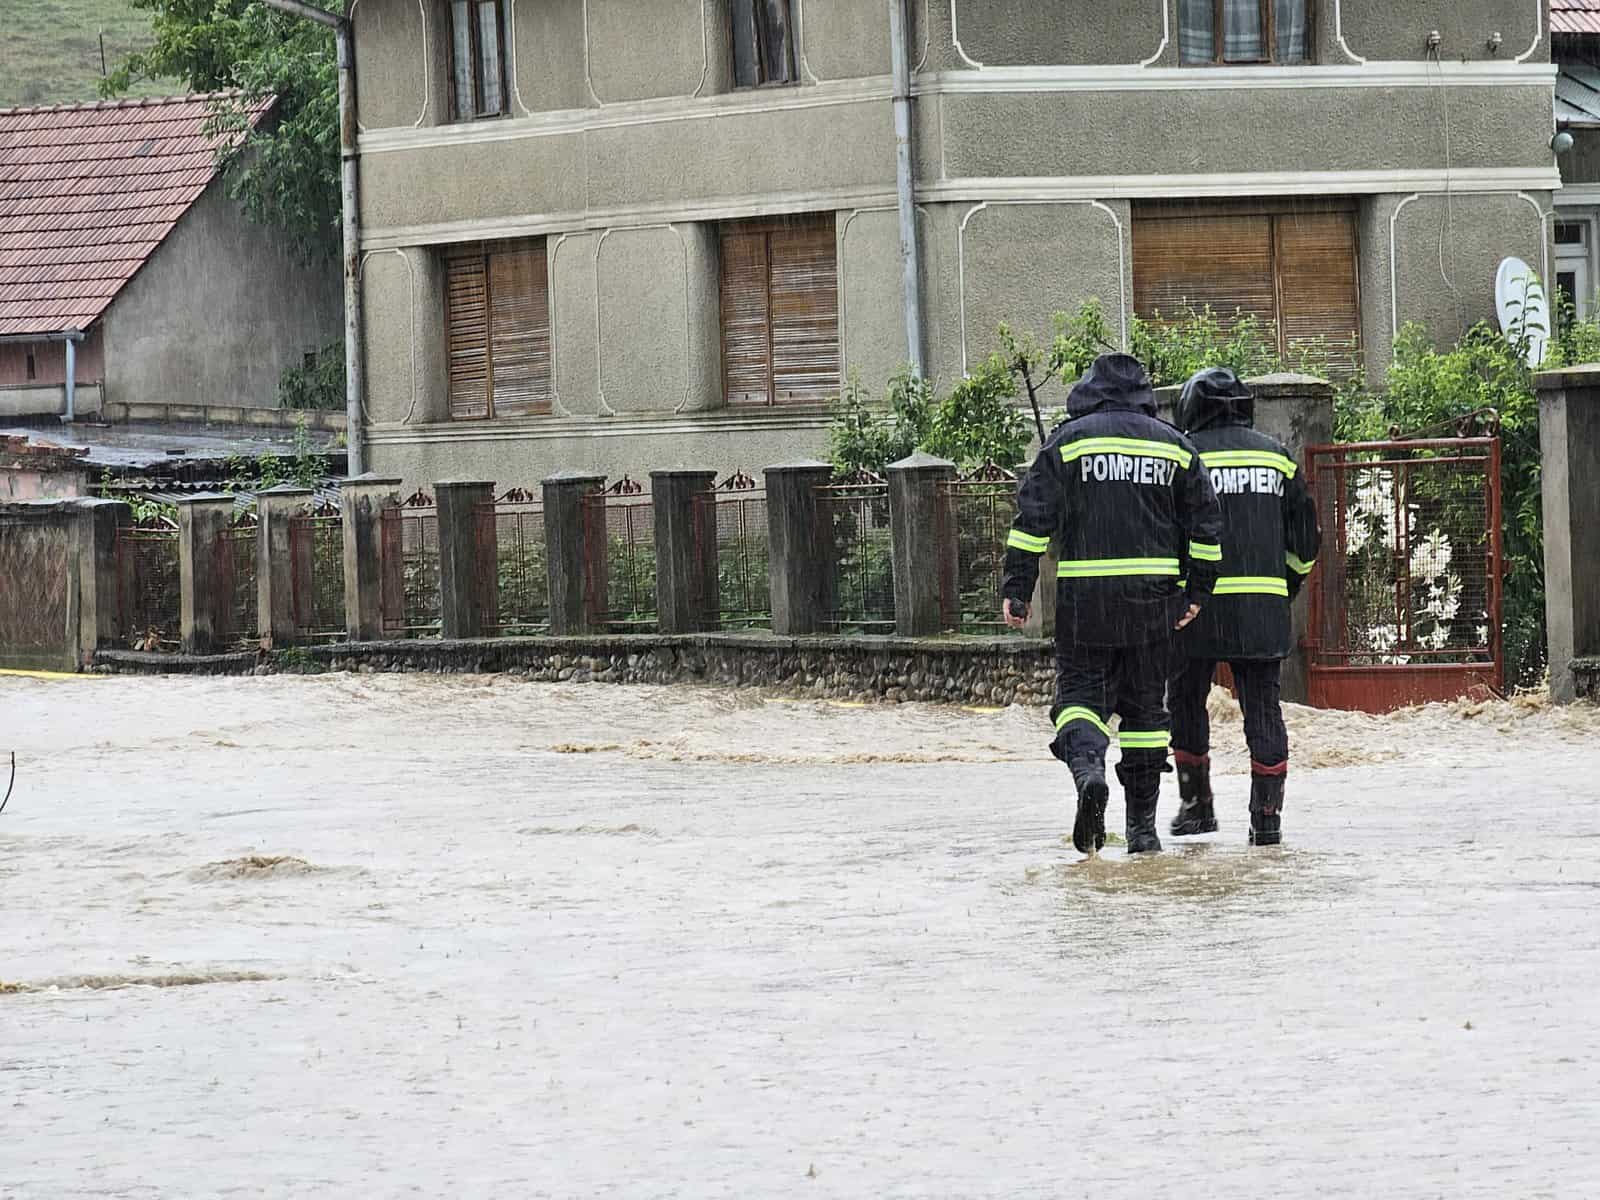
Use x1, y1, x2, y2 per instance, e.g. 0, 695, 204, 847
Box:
1554, 1, 1600, 34
0, 93, 272, 338
1558, 64, 1600, 126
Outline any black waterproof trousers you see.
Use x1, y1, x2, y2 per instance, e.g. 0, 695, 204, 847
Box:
1050, 635, 1172, 777
1169, 657, 1288, 768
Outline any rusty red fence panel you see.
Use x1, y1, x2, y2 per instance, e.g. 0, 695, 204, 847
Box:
482, 487, 548, 634
380, 489, 441, 637
288, 500, 345, 642
693, 470, 770, 629
582, 477, 656, 632
114, 517, 180, 651
211, 508, 258, 648
817, 471, 894, 633
936, 463, 1018, 634
1305, 437, 1503, 712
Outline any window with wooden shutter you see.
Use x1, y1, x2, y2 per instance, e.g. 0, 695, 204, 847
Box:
1132, 200, 1360, 375
718, 215, 839, 407
444, 239, 553, 420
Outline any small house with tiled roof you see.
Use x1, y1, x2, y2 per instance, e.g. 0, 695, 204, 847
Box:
0, 92, 339, 420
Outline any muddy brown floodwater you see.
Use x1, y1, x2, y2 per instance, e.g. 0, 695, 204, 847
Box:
3, 673, 1598, 1197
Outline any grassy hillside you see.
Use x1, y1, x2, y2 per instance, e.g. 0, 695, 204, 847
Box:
1, 0, 178, 109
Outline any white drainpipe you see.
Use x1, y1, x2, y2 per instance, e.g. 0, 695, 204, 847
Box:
63, 332, 78, 423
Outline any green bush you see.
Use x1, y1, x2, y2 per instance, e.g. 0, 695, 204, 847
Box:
279, 342, 344, 411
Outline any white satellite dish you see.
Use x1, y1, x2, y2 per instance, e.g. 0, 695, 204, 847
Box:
1495, 256, 1549, 367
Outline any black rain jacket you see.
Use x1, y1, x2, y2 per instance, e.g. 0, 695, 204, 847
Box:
1002, 354, 1223, 648
1173, 367, 1323, 661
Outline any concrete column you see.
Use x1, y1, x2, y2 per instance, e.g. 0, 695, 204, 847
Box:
340, 473, 402, 642
887, 452, 955, 636
542, 472, 606, 636
1534, 366, 1600, 702
435, 480, 497, 640
651, 469, 718, 634
764, 461, 834, 636
75, 497, 128, 655
256, 484, 313, 649
175, 493, 236, 654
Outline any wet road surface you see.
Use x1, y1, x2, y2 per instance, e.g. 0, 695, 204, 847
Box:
3, 674, 1598, 1197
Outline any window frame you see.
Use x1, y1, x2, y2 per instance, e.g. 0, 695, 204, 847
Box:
443, 237, 553, 422
728, 0, 799, 90
1181, 0, 1316, 66
446, 0, 509, 123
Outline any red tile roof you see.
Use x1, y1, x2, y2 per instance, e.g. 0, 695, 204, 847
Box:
1554, 1, 1600, 35
0, 92, 273, 338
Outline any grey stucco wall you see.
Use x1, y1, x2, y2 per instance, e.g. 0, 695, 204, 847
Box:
510, 0, 589, 114
1331, 0, 1546, 64
102, 178, 342, 411
352, 0, 432, 129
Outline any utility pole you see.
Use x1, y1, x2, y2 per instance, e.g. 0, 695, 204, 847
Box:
255, 0, 367, 475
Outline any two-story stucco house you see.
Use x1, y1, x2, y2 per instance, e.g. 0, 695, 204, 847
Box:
351, 0, 1559, 486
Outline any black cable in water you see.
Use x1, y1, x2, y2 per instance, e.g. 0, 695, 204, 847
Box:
0, 753, 13, 815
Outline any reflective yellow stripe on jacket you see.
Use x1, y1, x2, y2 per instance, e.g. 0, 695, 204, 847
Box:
1188, 540, 1222, 562
1061, 437, 1193, 469
1199, 449, 1298, 478
1118, 729, 1171, 750
1213, 576, 1290, 597
1057, 557, 1182, 579
1286, 552, 1316, 576
1006, 529, 1051, 554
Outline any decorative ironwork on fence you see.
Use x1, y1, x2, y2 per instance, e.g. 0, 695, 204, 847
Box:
289, 499, 345, 642
583, 476, 656, 632
693, 470, 770, 628
937, 462, 1018, 634
483, 487, 548, 634
381, 489, 440, 637
214, 509, 258, 648
115, 515, 180, 651
1306, 437, 1503, 712
817, 470, 894, 632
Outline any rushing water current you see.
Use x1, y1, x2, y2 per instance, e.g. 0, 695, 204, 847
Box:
2, 673, 1598, 1197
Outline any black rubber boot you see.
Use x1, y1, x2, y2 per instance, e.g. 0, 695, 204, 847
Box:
1170, 751, 1218, 836
1117, 763, 1163, 854
1249, 771, 1286, 846
1068, 759, 1108, 855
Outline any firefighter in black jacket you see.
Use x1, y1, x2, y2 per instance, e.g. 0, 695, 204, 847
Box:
1002, 354, 1223, 856
1168, 367, 1322, 846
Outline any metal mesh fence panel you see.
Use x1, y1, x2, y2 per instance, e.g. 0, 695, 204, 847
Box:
694, 472, 770, 628
584, 479, 656, 632
289, 507, 346, 642
216, 512, 259, 648
485, 489, 549, 634
381, 491, 441, 637
818, 474, 894, 633
1308, 439, 1501, 671
0, 515, 72, 665
937, 467, 1018, 634
115, 521, 180, 651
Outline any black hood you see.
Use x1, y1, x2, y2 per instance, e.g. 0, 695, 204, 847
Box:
1066, 353, 1156, 419
1176, 367, 1254, 433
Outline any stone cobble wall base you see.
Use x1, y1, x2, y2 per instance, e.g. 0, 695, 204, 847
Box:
93, 634, 1058, 707
1574, 658, 1600, 701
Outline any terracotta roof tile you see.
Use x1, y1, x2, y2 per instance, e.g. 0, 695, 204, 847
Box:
1554, 1, 1600, 34
0, 92, 273, 338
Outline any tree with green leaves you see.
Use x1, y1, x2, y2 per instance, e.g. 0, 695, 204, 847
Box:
104, 0, 340, 264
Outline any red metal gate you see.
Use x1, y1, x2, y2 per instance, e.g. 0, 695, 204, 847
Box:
1304, 437, 1503, 712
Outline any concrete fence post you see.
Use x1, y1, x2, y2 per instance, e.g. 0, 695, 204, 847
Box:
542, 471, 606, 636
175, 493, 237, 655
651, 469, 718, 634
77, 497, 128, 656
1533, 366, 1600, 702
435, 480, 497, 640
887, 452, 956, 637
256, 484, 313, 649
340, 474, 402, 642
764, 461, 834, 636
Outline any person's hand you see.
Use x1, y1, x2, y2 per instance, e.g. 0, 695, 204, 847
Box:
1002, 598, 1030, 629
1174, 603, 1201, 631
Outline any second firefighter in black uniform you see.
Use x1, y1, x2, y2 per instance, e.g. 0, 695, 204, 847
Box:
1002, 354, 1223, 855
1167, 367, 1322, 846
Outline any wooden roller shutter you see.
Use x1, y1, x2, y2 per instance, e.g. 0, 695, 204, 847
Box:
719, 214, 839, 406
445, 239, 552, 420
1133, 200, 1361, 373
487, 241, 552, 417
1132, 212, 1277, 333
719, 228, 772, 406
1275, 210, 1361, 374
446, 253, 491, 420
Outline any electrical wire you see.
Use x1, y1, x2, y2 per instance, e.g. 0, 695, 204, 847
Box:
0, 753, 14, 816
1429, 44, 1466, 337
